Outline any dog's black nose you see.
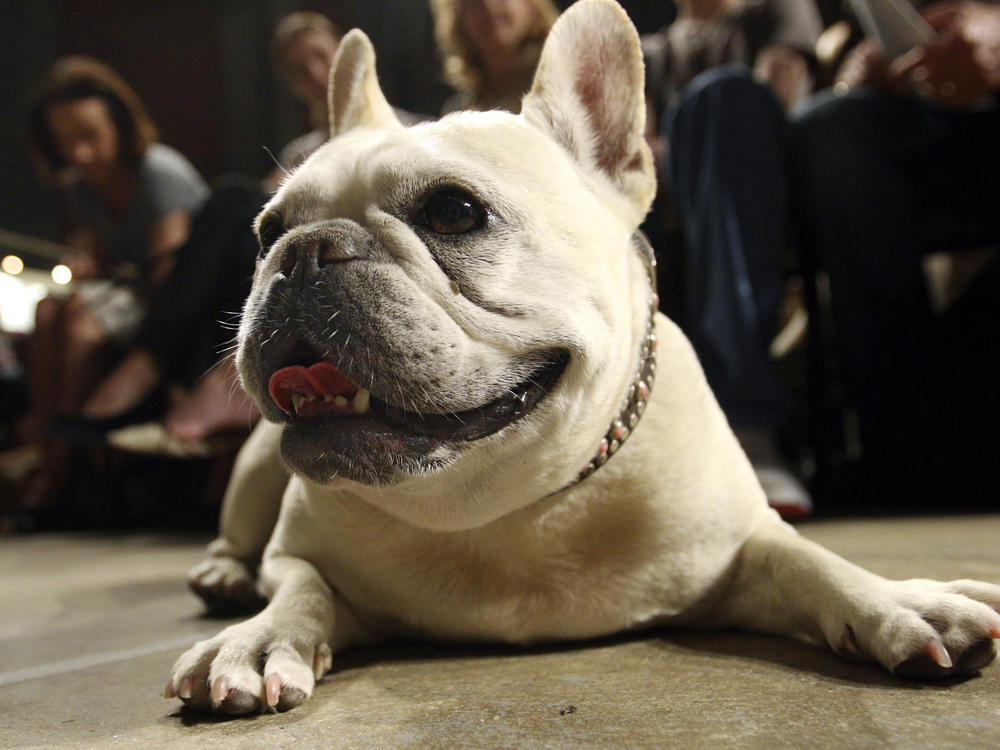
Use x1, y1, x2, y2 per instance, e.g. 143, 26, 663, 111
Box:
279, 221, 372, 276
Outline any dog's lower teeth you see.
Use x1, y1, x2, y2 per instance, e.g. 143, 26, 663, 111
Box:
289, 388, 371, 417
353, 388, 371, 414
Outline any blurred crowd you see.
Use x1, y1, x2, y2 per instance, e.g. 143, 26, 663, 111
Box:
1, 0, 998, 531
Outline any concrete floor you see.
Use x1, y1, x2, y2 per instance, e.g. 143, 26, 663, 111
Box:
1, 515, 999, 749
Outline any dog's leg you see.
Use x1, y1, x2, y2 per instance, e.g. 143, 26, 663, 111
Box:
187, 420, 289, 613
708, 519, 1000, 678
169, 553, 368, 714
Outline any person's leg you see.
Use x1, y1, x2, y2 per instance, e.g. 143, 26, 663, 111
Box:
83, 180, 266, 420
163, 354, 258, 443
159, 182, 264, 443
16, 296, 112, 515
904, 105, 1000, 250
666, 67, 810, 516
57, 296, 115, 414
790, 91, 1000, 452
19, 296, 65, 443
137, 179, 265, 383
666, 66, 792, 429
81, 348, 161, 418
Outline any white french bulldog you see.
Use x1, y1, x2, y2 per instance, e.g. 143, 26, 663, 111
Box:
168, 0, 1000, 714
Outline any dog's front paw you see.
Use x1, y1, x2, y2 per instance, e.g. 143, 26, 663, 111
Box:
187, 556, 265, 615
166, 617, 333, 714
840, 579, 1000, 679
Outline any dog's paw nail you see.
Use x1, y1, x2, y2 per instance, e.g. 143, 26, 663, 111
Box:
837, 624, 860, 656
924, 638, 953, 669
178, 675, 195, 700
211, 677, 230, 705
164, 680, 176, 699
313, 644, 332, 679
265, 673, 282, 708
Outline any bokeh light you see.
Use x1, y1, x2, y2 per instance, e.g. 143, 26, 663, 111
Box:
2, 255, 25, 275
51, 264, 73, 285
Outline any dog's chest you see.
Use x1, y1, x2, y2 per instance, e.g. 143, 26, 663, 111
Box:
285, 485, 684, 643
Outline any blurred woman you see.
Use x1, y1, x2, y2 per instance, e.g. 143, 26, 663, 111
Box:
431, 0, 559, 114
265, 11, 344, 189
18, 56, 207, 512
78, 13, 350, 453
75, 14, 345, 453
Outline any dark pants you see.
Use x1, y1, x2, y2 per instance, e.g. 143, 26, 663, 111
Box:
666, 66, 792, 429
790, 89, 1000, 451
137, 178, 266, 385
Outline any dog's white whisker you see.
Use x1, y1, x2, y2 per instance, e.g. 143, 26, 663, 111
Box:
262, 145, 288, 175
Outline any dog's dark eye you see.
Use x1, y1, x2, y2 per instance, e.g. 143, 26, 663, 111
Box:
258, 213, 285, 256
423, 190, 485, 234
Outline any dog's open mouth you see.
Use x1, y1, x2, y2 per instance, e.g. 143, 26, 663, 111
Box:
269, 362, 369, 419
267, 352, 568, 443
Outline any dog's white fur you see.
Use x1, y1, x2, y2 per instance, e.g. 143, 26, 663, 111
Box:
172, 0, 1000, 714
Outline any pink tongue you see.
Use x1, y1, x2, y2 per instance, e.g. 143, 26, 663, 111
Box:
268, 362, 360, 414
305, 361, 358, 396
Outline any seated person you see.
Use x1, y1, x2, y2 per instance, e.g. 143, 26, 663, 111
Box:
76, 178, 267, 447
79, 12, 350, 450
17, 56, 207, 510
790, 0, 1000, 505
643, 0, 823, 517
431, 0, 560, 114
264, 11, 344, 191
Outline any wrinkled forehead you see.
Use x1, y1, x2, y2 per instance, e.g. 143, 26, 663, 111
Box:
269, 111, 579, 223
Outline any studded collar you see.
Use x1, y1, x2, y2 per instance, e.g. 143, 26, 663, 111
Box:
553, 230, 659, 495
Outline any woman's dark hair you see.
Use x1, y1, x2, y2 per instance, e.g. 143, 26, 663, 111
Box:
27, 56, 158, 182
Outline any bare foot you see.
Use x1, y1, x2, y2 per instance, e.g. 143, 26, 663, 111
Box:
82, 349, 161, 418
164, 357, 259, 443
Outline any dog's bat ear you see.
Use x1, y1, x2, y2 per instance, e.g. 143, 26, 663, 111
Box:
328, 29, 402, 137
521, 0, 655, 222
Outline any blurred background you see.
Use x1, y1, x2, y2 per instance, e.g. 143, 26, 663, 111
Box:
12, 0, 983, 532
0, 1, 682, 261
0, 0, 686, 527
